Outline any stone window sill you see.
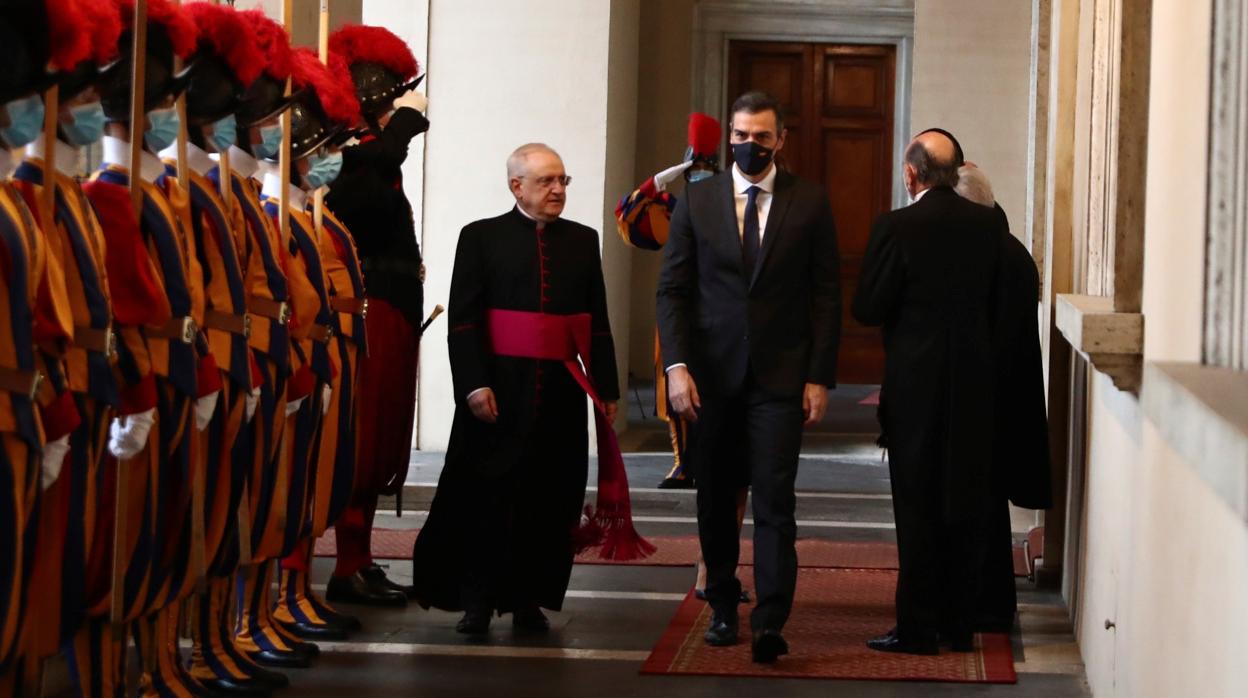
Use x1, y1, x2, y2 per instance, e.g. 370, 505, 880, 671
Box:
1141, 362, 1248, 522
1055, 294, 1144, 392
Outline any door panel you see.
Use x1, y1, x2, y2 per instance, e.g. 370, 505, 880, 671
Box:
729, 40, 896, 384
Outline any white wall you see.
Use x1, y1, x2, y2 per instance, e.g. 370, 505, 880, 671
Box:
911, 0, 1033, 235
1075, 0, 1248, 694
414, 0, 637, 450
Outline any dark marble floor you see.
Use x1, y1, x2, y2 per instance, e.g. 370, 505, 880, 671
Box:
41, 385, 1088, 696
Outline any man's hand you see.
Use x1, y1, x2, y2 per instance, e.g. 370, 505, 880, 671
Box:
468, 388, 499, 424
604, 401, 618, 424
666, 366, 701, 422
394, 89, 428, 114
803, 383, 828, 426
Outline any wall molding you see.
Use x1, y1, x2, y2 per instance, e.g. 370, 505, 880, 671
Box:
1205, 0, 1248, 370
691, 0, 915, 209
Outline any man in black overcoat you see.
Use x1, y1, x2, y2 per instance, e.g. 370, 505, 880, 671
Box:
411, 143, 620, 636
954, 163, 1053, 632
853, 130, 1009, 655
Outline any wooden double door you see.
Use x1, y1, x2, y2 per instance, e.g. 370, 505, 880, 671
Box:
728, 40, 897, 385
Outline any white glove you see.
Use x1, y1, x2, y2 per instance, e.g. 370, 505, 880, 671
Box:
244, 387, 260, 423
394, 89, 427, 114
40, 435, 71, 490
285, 396, 305, 417
653, 161, 693, 192
108, 409, 156, 459
321, 384, 333, 416
194, 391, 220, 432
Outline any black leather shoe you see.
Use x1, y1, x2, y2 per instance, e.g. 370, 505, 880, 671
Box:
456, 610, 491, 635
360, 564, 419, 599
942, 630, 975, 653
703, 610, 739, 646
200, 677, 273, 697
657, 476, 694, 490
751, 629, 789, 664
248, 648, 312, 669
315, 606, 362, 632
279, 619, 349, 641
326, 571, 408, 608
512, 606, 550, 632
694, 588, 752, 604
866, 631, 939, 656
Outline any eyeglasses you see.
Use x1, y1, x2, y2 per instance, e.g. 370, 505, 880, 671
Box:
524, 174, 572, 188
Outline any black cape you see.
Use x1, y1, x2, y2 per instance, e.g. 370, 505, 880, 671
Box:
411, 207, 619, 613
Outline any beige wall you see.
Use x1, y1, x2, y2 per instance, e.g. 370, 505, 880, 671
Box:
1071, 0, 1248, 694
911, 0, 1034, 236
627, 0, 699, 380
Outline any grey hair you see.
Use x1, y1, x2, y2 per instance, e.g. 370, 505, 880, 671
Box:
506, 143, 561, 180
954, 165, 995, 207
904, 140, 960, 188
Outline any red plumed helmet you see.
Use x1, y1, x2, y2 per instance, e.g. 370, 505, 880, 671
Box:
290, 47, 361, 128
182, 2, 262, 87
45, 0, 93, 71
687, 113, 721, 159
112, 0, 198, 60
237, 9, 292, 81
328, 24, 419, 80
77, 0, 122, 65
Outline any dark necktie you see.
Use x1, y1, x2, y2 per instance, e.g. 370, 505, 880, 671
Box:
741, 185, 761, 276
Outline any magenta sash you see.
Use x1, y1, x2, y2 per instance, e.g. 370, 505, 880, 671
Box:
487, 309, 654, 561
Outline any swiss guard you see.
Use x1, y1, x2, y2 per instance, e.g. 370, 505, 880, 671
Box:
11, 0, 122, 694
87, 0, 223, 694
226, 7, 323, 676
267, 47, 366, 645
0, 0, 72, 693
614, 112, 720, 490
324, 23, 429, 606
160, 4, 286, 695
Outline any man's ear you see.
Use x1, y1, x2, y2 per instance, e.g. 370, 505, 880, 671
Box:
508, 177, 522, 198
775, 128, 787, 153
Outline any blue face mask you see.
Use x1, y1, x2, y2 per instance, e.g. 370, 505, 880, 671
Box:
144, 106, 180, 152
303, 150, 343, 189
209, 114, 237, 152
253, 123, 283, 160
687, 168, 714, 183
1, 94, 46, 148
61, 101, 107, 146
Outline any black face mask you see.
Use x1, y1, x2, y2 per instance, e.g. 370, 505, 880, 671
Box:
731, 141, 774, 176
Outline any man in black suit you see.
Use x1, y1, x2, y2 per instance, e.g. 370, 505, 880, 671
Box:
853, 130, 1010, 655
656, 91, 841, 664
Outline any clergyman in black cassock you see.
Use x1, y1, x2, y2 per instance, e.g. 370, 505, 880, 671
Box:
853, 130, 1009, 655
411, 144, 620, 634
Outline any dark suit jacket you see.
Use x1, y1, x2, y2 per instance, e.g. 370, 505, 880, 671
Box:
852, 186, 1005, 519
656, 169, 841, 398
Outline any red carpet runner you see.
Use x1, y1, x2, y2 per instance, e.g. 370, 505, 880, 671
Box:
641, 566, 1017, 684
314, 530, 901, 569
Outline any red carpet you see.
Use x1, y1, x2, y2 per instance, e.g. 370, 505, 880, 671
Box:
314, 530, 900, 569
315, 531, 1031, 576
641, 566, 1016, 683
